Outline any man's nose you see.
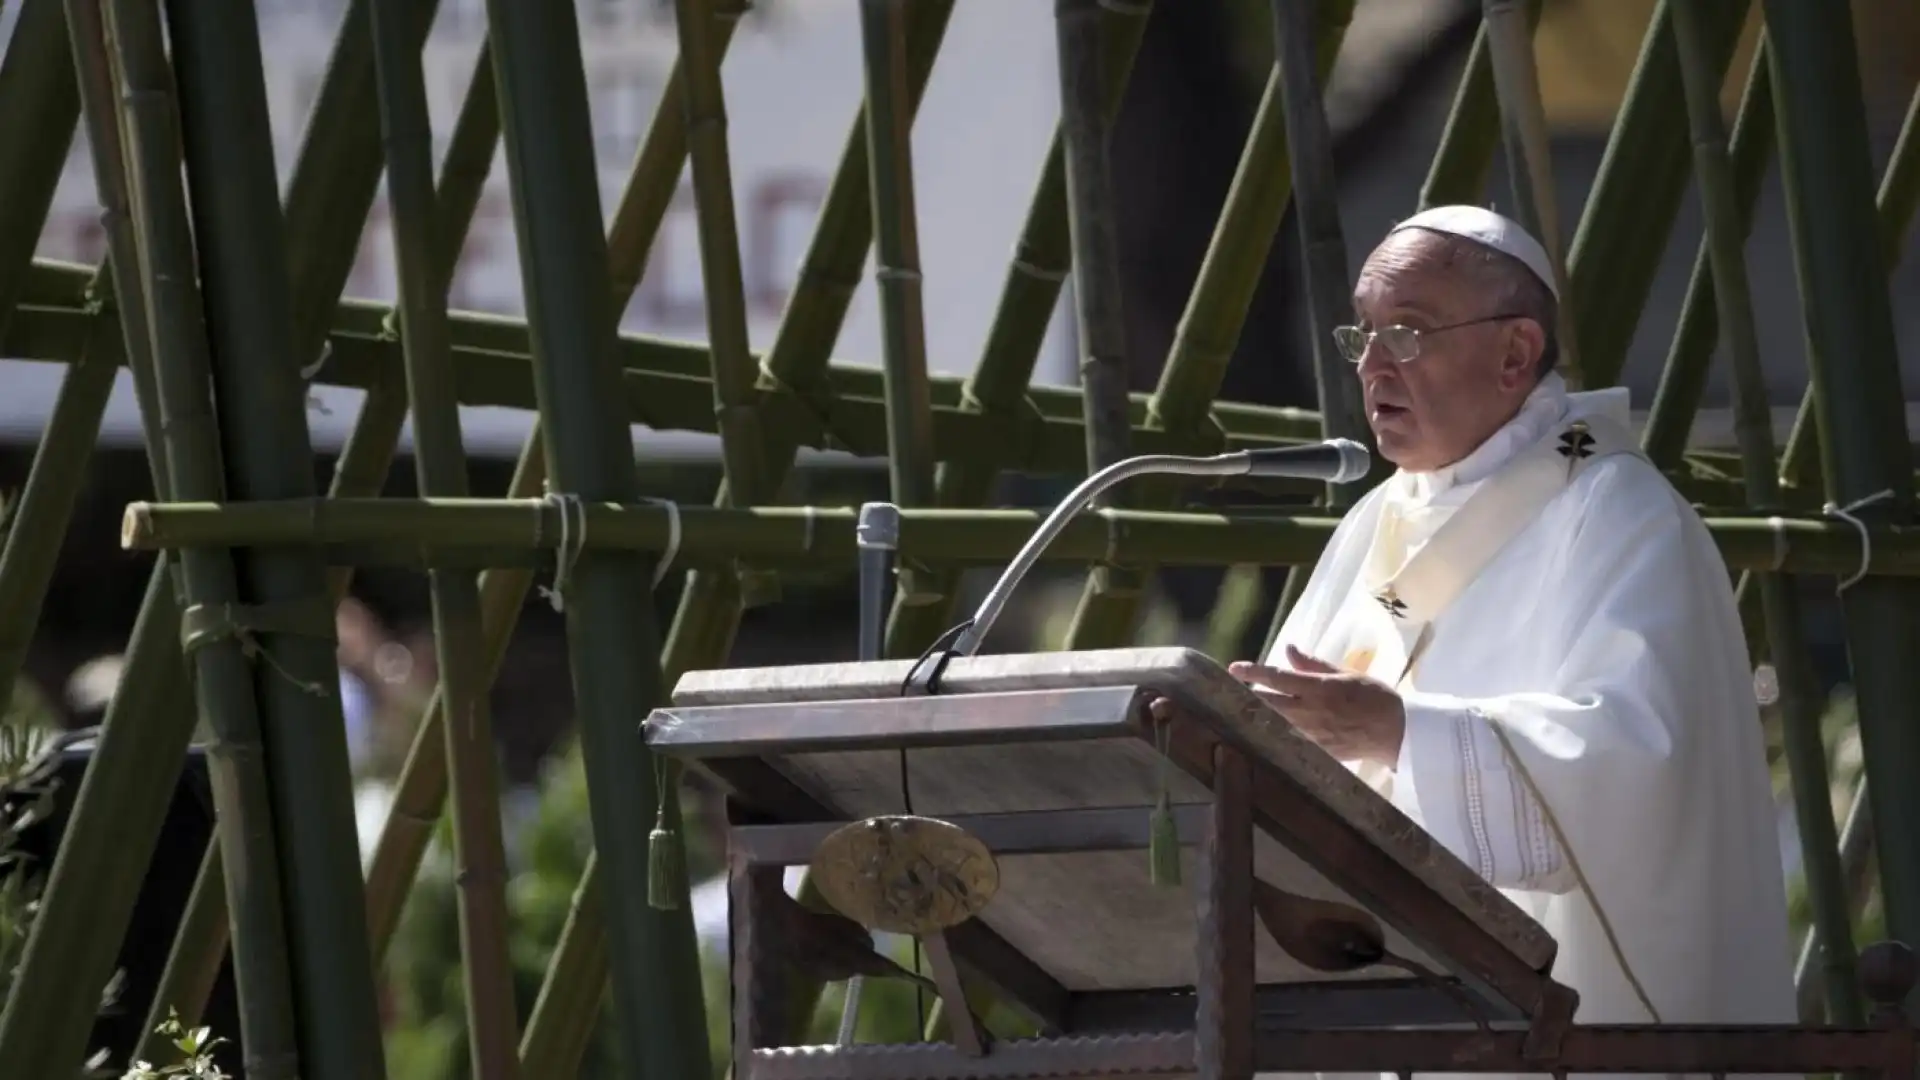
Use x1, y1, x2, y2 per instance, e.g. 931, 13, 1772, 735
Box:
1354, 335, 1396, 377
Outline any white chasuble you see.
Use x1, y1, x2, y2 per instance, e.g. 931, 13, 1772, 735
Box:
1263, 375, 1796, 1080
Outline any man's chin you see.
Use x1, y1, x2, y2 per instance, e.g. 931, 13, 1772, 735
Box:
1368, 421, 1414, 454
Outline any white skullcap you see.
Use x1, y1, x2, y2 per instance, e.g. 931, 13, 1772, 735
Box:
1386, 205, 1559, 301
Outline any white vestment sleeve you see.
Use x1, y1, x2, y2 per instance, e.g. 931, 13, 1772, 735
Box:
1390, 457, 1721, 897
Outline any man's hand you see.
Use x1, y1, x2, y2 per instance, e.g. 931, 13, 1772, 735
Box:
1227, 645, 1406, 768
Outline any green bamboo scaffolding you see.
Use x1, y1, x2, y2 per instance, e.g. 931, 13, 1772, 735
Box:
0, 1, 1910, 1070
1763, 0, 1920, 1002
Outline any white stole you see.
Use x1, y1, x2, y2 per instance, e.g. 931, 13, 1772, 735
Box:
1316, 414, 1642, 795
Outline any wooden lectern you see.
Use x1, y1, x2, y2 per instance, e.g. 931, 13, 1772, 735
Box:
644, 646, 1920, 1080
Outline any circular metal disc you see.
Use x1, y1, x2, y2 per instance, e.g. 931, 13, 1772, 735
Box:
808, 814, 1000, 936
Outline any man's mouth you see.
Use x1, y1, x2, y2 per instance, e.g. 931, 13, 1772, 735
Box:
1372, 402, 1409, 420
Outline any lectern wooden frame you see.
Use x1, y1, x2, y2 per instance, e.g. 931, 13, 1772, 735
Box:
644, 647, 1920, 1080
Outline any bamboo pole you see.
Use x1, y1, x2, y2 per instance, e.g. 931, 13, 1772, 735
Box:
1565, 0, 1749, 389
368, 0, 521, 1074
0, 567, 199, 1074
1057, 0, 1132, 491
1050, 0, 1148, 645
1417, 8, 1539, 212
660, 0, 951, 677
361, 20, 755, 1069
883, 0, 1150, 657
1065, 0, 1356, 654
164, 3, 386, 1074
1722, 82, 1920, 675
1761, 81, 1920, 495
1642, 35, 1774, 469
864, 0, 938, 509
483, 3, 710, 1077
1244, 0, 1369, 656
1670, 0, 1858, 1026
1482, 0, 1580, 388
0, 5, 207, 1069
674, 0, 772, 509
518, 12, 761, 1076
0, 335, 117, 707
1762, 0, 1920, 1001
1057, 4, 1350, 658
284, 0, 444, 363
120, 497, 1920, 581
134, 11, 500, 1049
1270, 0, 1367, 487
0, 0, 80, 347
109, 3, 306, 1077
0, 0, 110, 709
645, 3, 960, 1054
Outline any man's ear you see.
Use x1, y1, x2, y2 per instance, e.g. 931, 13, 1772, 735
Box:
1498, 318, 1546, 390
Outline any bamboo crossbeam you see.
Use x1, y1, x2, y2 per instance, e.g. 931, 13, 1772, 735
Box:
120, 497, 1920, 580
7, 271, 1326, 459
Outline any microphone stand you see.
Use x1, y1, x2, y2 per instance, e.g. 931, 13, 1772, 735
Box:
856, 502, 900, 665
838, 501, 900, 1045
901, 441, 1368, 694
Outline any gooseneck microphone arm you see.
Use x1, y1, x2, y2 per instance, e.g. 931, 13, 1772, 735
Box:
946, 439, 1369, 658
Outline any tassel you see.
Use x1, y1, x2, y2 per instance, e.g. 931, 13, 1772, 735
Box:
1148, 789, 1181, 887
648, 820, 685, 910
647, 759, 685, 910
1148, 716, 1181, 886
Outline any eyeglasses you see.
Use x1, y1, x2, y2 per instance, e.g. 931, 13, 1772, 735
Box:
1332, 312, 1527, 364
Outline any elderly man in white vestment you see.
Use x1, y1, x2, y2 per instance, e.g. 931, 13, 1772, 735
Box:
1232, 205, 1798, 1051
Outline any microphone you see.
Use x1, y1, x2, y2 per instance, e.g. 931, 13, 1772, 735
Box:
1232, 438, 1370, 484
943, 439, 1370, 658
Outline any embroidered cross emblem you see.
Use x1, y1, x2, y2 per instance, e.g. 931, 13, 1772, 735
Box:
1375, 589, 1408, 619
1556, 422, 1595, 461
